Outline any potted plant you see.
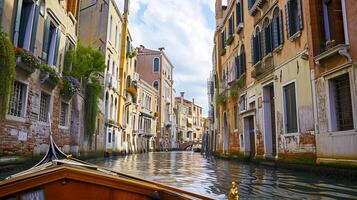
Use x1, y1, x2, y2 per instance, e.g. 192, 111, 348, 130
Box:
39, 64, 60, 87
15, 48, 40, 73
60, 76, 80, 98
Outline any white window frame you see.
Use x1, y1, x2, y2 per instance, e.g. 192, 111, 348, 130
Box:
59, 101, 70, 129
38, 91, 52, 124
152, 80, 159, 90
326, 71, 356, 134
281, 80, 299, 135
6, 80, 29, 123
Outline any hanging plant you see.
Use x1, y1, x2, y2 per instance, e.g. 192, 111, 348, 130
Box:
60, 76, 80, 97
84, 78, 101, 144
0, 30, 16, 120
15, 48, 40, 70
216, 94, 227, 107
226, 35, 234, 46
127, 51, 137, 58
39, 64, 60, 86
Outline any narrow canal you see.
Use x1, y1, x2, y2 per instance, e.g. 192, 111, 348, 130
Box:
89, 151, 357, 199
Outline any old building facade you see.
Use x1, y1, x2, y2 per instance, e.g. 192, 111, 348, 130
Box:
0, 0, 87, 155
213, 0, 315, 160
307, 0, 357, 164
136, 46, 175, 151
211, 0, 357, 165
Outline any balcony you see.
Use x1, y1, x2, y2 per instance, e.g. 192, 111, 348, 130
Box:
106, 74, 118, 91
251, 54, 273, 78
248, 0, 266, 16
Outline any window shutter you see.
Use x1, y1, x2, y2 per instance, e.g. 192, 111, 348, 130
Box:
285, 3, 290, 38
30, 5, 40, 53
242, 51, 245, 73
258, 31, 262, 60
54, 29, 61, 66
236, 3, 240, 26
0, 0, 3, 27
42, 17, 51, 63
261, 28, 266, 57
240, 0, 244, 22
279, 10, 284, 44
235, 56, 239, 79
297, 0, 303, 30
273, 18, 279, 49
251, 37, 254, 65
13, 0, 24, 46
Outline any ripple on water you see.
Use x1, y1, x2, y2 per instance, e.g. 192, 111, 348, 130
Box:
90, 152, 357, 200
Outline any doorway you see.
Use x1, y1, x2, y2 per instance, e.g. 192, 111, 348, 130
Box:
244, 116, 255, 158
223, 112, 229, 153
263, 84, 277, 157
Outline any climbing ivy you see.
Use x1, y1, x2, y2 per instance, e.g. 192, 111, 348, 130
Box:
65, 43, 105, 146
0, 30, 16, 120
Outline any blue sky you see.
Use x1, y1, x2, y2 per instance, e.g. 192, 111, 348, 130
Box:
115, 0, 215, 116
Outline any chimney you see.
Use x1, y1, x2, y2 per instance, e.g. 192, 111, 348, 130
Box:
180, 92, 185, 98
215, 0, 223, 20
158, 47, 165, 51
192, 98, 195, 105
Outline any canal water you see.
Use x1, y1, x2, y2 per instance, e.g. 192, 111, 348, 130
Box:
89, 151, 357, 200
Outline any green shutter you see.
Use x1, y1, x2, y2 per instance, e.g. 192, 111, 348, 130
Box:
42, 17, 51, 63
251, 37, 254, 65
285, 3, 290, 38
273, 18, 279, 49
297, 0, 303, 30
30, 5, 39, 52
54, 29, 61, 66
13, 0, 24, 46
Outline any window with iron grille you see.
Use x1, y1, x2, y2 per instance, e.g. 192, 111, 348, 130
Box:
8, 81, 27, 118
60, 102, 69, 126
39, 92, 50, 122
283, 82, 297, 133
329, 74, 354, 131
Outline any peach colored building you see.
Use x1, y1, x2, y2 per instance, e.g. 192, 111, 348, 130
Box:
136, 46, 175, 150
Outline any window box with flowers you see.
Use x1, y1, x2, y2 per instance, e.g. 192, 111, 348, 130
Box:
39, 64, 60, 88
216, 93, 227, 107
60, 76, 80, 98
15, 48, 40, 74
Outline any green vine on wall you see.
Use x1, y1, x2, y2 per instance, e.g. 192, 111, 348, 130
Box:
0, 30, 16, 120
84, 78, 101, 144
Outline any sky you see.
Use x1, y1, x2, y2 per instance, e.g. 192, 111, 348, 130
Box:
115, 0, 215, 116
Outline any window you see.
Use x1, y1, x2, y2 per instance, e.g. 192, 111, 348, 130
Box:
220, 29, 226, 49
320, 0, 345, 51
14, 0, 39, 52
248, 0, 256, 10
105, 92, 109, 118
8, 81, 27, 118
109, 15, 113, 42
240, 134, 244, 147
0, 0, 3, 23
115, 25, 118, 48
60, 102, 69, 126
228, 15, 234, 36
285, 0, 303, 38
263, 18, 272, 56
106, 55, 110, 71
152, 80, 159, 90
42, 18, 60, 66
251, 27, 262, 65
236, 0, 243, 27
272, 8, 284, 49
235, 45, 246, 79
153, 58, 160, 72
283, 82, 297, 133
39, 92, 51, 122
108, 132, 112, 143
239, 94, 247, 112
328, 74, 354, 131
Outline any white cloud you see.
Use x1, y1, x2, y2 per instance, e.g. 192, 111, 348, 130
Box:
115, 0, 214, 116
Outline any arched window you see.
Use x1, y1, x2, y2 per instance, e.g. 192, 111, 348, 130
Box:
236, 45, 246, 78
153, 58, 160, 72
153, 80, 159, 90
251, 27, 262, 65
272, 8, 284, 49
263, 18, 272, 56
